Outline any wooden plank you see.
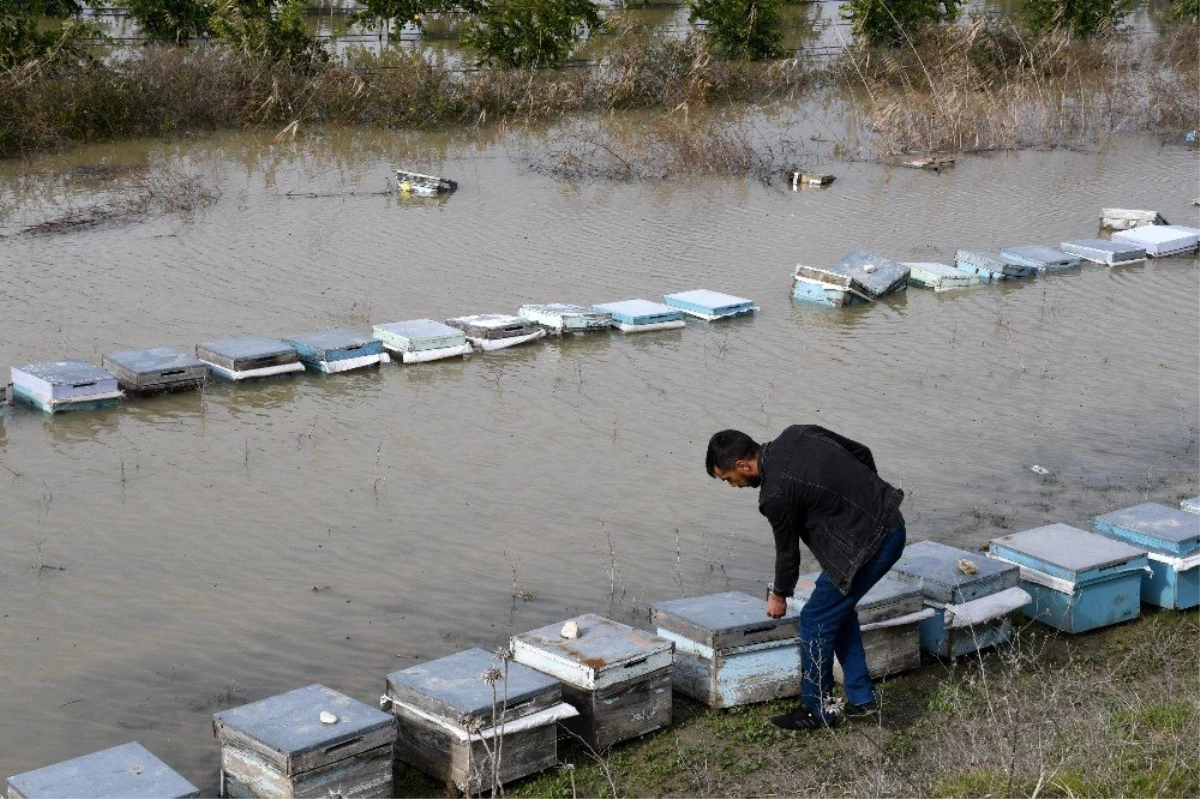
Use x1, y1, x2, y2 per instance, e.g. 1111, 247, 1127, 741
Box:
560, 667, 672, 751
221, 743, 393, 798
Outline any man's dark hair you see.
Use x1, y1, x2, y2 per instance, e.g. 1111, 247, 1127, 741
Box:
705, 430, 760, 477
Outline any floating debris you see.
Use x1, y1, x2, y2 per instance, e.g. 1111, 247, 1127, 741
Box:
102, 347, 207, 396
590, 299, 685, 333
999, 245, 1082, 273
195, 335, 305, 382
282, 329, 386, 374
444, 314, 546, 351
6, 742, 199, 799
901, 155, 955, 170
1031, 465, 1050, 475
954, 250, 1036, 281
904, 262, 981, 292
1110, 224, 1200, 257
988, 524, 1149, 634
395, 169, 458, 198
1098, 208, 1168, 231
1182, 497, 1200, 515
372, 319, 472, 364
11, 360, 123, 414
663, 290, 756, 321
785, 169, 835, 189
1059, 239, 1146, 266
1093, 503, 1199, 610
517, 304, 612, 335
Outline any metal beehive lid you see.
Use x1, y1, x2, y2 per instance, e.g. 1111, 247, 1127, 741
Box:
663, 290, 754, 315
1000, 245, 1080, 268
591, 299, 681, 325
1093, 502, 1200, 554
196, 335, 297, 361
375, 319, 461, 338
829, 250, 910, 296
102, 347, 205, 375
14, 360, 115, 385
385, 647, 561, 723
283, 329, 378, 358
6, 742, 199, 799
794, 572, 923, 615
512, 614, 672, 677
990, 524, 1146, 574
891, 540, 1019, 604
651, 591, 798, 648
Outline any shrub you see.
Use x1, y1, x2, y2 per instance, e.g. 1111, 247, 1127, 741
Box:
1026, 0, 1131, 37
208, 0, 327, 68
840, 0, 962, 48
462, 0, 602, 69
687, 0, 784, 61
121, 0, 214, 44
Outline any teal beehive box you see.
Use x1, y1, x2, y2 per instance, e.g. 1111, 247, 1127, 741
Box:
988, 524, 1149, 633
1093, 503, 1200, 610
282, 330, 385, 374
591, 299, 684, 333
7, 742, 199, 799
663, 290, 755, 321
372, 319, 471, 363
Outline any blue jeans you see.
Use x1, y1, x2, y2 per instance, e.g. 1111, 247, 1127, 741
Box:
799, 521, 907, 720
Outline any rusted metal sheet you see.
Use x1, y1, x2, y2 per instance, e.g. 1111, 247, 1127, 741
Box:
10, 360, 122, 414
1093, 503, 1199, 610
102, 347, 207, 395
7, 742, 199, 798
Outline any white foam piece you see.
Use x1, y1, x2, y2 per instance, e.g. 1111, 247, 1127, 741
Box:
468, 329, 546, 351
202, 360, 306, 381
613, 320, 687, 333
394, 343, 473, 363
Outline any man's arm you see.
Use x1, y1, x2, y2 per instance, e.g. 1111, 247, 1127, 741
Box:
822, 429, 878, 474
761, 493, 803, 598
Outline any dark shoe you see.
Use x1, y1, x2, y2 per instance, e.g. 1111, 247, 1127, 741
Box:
770, 706, 842, 732
844, 700, 880, 720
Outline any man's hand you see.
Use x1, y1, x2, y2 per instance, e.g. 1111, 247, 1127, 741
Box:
766, 593, 787, 619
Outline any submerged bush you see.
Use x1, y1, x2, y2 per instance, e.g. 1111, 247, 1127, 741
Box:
687, 0, 785, 61
1026, 0, 1132, 37
209, 0, 327, 68
122, 0, 214, 44
840, 0, 962, 47
462, 0, 603, 68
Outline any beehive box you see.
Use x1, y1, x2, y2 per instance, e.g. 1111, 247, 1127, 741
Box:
791, 267, 871, 307
383, 648, 576, 794
651, 591, 800, 708
662, 290, 755, 321
903, 262, 981, 292
988, 524, 1149, 634
590, 300, 685, 333
281, 330, 385, 374
372, 320, 471, 364
6, 742, 199, 799
1110, 225, 1200, 257
102, 347, 207, 395
1093, 503, 1199, 610
954, 250, 1036, 280
790, 573, 931, 678
801, 251, 911, 298
1099, 208, 1168, 230
999, 245, 1082, 273
1182, 497, 1200, 515
891, 541, 1030, 658
445, 314, 546, 351
212, 684, 395, 798
511, 615, 673, 751
196, 336, 305, 381
1059, 238, 1146, 266
518, 304, 612, 334
11, 360, 122, 414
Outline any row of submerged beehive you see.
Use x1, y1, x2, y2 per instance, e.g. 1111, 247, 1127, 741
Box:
9, 497, 1197, 799
791, 209, 1200, 305
1, 291, 757, 414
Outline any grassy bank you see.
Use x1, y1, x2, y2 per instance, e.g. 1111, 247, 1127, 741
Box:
392, 608, 1198, 797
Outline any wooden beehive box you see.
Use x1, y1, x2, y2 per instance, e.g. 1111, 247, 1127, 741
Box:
1059, 238, 1146, 266
590, 300, 684, 333
212, 684, 395, 798
1110, 224, 1200, 257
790, 573, 930, 679
1093, 503, 1199, 610
281, 330, 384, 374
518, 304, 612, 334
196, 335, 305, 381
6, 742, 199, 799
102, 347, 207, 395
890, 541, 1029, 658
954, 250, 1036, 281
10, 360, 122, 414
791, 266, 871, 307
999, 245, 1082, 273
445, 314, 546, 351
903, 262, 981, 292
511, 614, 674, 751
651, 591, 800, 708
382, 648, 576, 794
662, 290, 755, 321
988, 524, 1149, 634
372, 320, 471, 364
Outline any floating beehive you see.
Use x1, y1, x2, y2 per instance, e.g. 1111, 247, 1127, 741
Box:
1059, 238, 1146, 266
517, 304, 612, 334
650, 591, 800, 708
954, 250, 1036, 281
1110, 224, 1200, 257
890, 541, 1031, 658
903, 262, 981, 292
282, 330, 385, 374
382, 648, 576, 794
999, 245, 1082, 273
212, 683, 395, 799
511, 614, 673, 751
372, 319, 471, 364
590, 299, 685, 333
792, 268, 869, 307
6, 742, 199, 799
662, 290, 755, 321
792, 251, 910, 308
394, 168, 457, 197
445, 314, 546, 351
11, 360, 122, 414
1093, 503, 1199, 610
902, 155, 955, 170
1182, 497, 1200, 515
102, 346, 207, 396
988, 524, 1149, 634
785, 170, 835, 189
1098, 208, 1168, 230
790, 573, 932, 678
196, 335, 305, 381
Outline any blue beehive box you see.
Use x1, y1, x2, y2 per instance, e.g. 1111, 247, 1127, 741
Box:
663, 290, 755, 321
212, 684, 395, 798
591, 299, 685, 333
1059, 238, 1146, 266
282, 330, 385, 374
1182, 497, 1200, 515
954, 250, 1036, 280
651, 591, 800, 708
904, 262, 981, 292
891, 541, 1030, 658
518, 303, 612, 334
791, 265, 870, 307
793, 251, 910, 304
11, 360, 122, 414
6, 742, 199, 799
1093, 503, 1200, 610
383, 648, 575, 794
196, 335, 305, 381
999, 245, 1082, 273
102, 347, 207, 395
372, 320, 471, 364
988, 524, 1149, 634
511, 614, 674, 750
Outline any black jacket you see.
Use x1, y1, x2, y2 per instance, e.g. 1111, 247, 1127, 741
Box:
759, 425, 904, 596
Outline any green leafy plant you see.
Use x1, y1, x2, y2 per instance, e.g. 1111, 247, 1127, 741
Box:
209, 0, 326, 67
353, 0, 479, 32
0, 0, 103, 67
1171, 0, 1198, 21
1026, 0, 1131, 37
462, 0, 602, 68
122, 0, 214, 44
687, 0, 784, 61
840, 0, 962, 47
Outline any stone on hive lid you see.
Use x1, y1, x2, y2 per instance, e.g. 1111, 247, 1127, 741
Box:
102, 347, 207, 394
6, 742, 199, 799
518, 304, 612, 333
662, 290, 755, 321
903, 262, 981, 292
195, 335, 304, 380
1110, 225, 1200, 257
999, 245, 1082, 272
891, 540, 1019, 603
1059, 238, 1146, 266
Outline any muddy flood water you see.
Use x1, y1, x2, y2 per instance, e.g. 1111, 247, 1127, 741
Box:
0, 124, 1196, 791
